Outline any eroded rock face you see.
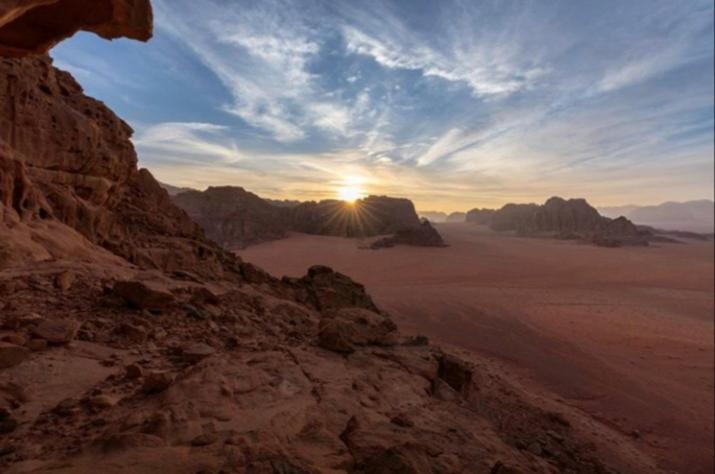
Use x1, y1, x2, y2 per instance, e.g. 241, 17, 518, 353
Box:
0, 55, 235, 276
173, 186, 291, 250
0, 0, 152, 57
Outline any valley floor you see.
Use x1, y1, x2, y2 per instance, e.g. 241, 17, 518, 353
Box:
241, 222, 715, 474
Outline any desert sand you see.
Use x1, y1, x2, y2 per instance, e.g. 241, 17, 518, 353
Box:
241, 222, 715, 474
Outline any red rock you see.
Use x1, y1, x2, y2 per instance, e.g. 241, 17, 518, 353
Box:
32, 318, 79, 344
182, 342, 215, 363
113, 281, 174, 311
124, 363, 143, 379
54, 270, 75, 291
0, 0, 153, 58
1, 333, 25, 345
142, 370, 174, 394
0, 341, 29, 368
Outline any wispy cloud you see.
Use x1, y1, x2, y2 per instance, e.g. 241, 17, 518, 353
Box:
52, 0, 714, 210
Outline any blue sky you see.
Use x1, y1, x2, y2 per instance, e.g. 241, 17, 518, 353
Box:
53, 0, 714, 211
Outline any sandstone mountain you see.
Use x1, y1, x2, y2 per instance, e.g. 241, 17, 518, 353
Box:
468, 197, 650, 247
0, 2, 665, 473
171, 186, 436, 249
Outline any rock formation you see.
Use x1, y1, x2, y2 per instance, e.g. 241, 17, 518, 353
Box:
291, 195, 421, 237
370, 220, 447, 249
173, 186, 291, 250
467, 197, 650, 247
171, 187, 439, 249
418, 210, 447, 223
0, 0, 153, 57
0, 3, 663, 473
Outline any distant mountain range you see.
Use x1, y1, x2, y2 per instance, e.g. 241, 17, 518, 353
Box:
599, 200, 714, 233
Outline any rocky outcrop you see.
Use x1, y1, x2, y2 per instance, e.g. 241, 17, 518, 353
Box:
0, 0, 152, 57
370, 220, 447, 249
471, 197, 649, 246
290, 195, 422, 237
418, 210, 447, 223
173, 186, 291, 250
0, 55, 233, 276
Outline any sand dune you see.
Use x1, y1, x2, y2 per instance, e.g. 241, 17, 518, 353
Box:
241, 222, 715, 474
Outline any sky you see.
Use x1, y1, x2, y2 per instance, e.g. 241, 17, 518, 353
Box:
52, 0, 714, 212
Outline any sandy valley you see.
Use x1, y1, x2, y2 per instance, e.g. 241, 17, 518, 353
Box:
242, 223, 715, 474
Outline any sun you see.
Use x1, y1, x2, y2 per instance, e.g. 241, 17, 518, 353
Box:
337, 185, 364, 203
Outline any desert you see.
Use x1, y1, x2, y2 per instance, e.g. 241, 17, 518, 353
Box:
1, 0, 713, 473
242, 223, 715, 473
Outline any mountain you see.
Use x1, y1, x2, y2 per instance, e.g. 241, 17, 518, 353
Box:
468, 197, 649, 247
600, 200, 714, 233
171, 187, 432, 248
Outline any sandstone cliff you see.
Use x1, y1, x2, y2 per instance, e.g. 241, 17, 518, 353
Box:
468, 197, 650, 247
171, 187, 435, 249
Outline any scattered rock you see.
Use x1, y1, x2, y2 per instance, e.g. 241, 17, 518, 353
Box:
113, 281, 175, 311
191, 433, 218, 447
182, 342, 216, 363
54, 271, 75, 291
1, 333, 26, 346
32, 319, 80, 344
89, 395, 118, 409
437, 354, 473, 395
0, 408, 18, 434
26, 339, 48, 352
142, 371, 175, 394
0, 342, 29, 368
118, 323, 148, 343
125, 364, 144, 380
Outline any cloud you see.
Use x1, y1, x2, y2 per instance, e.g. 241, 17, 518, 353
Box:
134, 122, 244, 164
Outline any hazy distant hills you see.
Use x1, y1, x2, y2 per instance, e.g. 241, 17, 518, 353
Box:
599, 200, 714, 233
159, 181, 196, 196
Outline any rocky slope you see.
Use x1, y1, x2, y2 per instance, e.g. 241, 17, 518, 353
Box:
0, 2, 663, 473
468, 197, 650, 247
370, 220, 447, 249
171, 187, 435, 249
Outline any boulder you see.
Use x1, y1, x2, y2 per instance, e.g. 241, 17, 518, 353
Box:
142, 370, 174, 394
0, 341, 29, 368
113, 281, 174, 311
32, 318, 79, 344
181, 342, 215, 363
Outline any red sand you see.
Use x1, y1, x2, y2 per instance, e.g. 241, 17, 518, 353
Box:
241, 223, 715, 474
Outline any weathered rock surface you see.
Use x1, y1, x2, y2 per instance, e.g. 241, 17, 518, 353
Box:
0, 341, 28, 368
0, 0, 153, 57
465, 207, 496, 225
0, 55, 235, 276
32, 318, 79, 344
113, 280, 174, 311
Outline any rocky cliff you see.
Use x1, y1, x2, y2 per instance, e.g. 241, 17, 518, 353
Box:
171, 187, 433, 249
0, 3, 662, 473
469, 197, 649, 247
